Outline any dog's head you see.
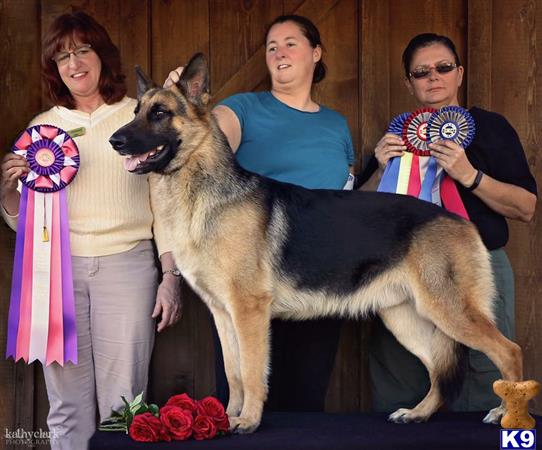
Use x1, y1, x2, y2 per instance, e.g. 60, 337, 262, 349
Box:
109, 53, 210, 174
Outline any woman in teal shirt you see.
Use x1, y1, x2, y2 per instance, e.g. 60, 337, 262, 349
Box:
216, 15, 354, 412
168, 14, 355, 411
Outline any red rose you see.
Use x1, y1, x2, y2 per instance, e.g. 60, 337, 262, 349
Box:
129, 412, 163, 442
159, 405, 193, 440
197, 396, 229, 432
158, 425, 172, 442
165, 393, 197, 413
192, 415, 217, 440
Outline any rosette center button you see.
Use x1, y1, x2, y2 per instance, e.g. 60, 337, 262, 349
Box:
442, 122, 458, 139
417, 122, 428, 141
35, 148, 55, 167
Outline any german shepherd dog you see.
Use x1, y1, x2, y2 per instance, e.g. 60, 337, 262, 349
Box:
110, 54, 522, 433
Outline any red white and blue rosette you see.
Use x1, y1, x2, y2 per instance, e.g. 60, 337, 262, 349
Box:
378, 107, 475, 221
387, 112, 411, 136
402, 107, 436, 156
6, 124, 79, 366
378, 112, 411, 194
427, 106, 475, 148
379, 108, 437, 199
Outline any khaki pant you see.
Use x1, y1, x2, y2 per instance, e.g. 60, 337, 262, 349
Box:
43, 241, 158, 450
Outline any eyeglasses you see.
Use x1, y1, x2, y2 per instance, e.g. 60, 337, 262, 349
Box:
52, 44, 93, 65
409, 62, 457, 79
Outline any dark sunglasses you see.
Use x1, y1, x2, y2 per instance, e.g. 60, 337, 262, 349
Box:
409, 62, 457, 79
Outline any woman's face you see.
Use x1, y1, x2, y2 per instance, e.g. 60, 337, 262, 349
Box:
265, 21, 321, 90
405, 43, 463, 109
55, 37, 102, 104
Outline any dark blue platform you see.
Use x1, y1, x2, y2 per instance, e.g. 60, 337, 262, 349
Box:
90, 411, 541, 449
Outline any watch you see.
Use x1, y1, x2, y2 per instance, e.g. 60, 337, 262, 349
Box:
162, 268, 182, 277
465, 169, 484, 192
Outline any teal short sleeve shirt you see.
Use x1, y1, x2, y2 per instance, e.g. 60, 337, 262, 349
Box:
219, 91, 354, 190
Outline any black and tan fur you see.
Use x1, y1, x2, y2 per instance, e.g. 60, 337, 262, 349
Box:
109, 54, 523, 433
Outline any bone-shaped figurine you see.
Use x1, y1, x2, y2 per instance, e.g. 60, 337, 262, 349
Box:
493, 379, 540, 429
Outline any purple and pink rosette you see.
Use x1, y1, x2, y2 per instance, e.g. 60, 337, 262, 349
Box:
6, 124, 79, 365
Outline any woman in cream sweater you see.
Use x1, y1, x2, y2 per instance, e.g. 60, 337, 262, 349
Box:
0, 12, 181, 450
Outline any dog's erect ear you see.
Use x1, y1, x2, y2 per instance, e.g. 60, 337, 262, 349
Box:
177, 53, 210, 106
135, 65, 157, 100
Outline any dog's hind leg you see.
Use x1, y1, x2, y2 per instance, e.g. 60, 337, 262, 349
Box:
407, 226, 523, 424
430, 308, 522, 424
411, 277, 522, 424
209, 306, 244, 418
227, 289, 272, 434
380, 301, 465, 423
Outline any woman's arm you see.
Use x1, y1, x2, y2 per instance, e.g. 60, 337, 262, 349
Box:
212, 105, 242, 152
429, 139, 536, 222
468, 173, 536, 222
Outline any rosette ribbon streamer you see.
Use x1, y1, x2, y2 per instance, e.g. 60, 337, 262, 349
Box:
427, 106, 475, 219
378, 107, 475, 220
6, 124, 79, 365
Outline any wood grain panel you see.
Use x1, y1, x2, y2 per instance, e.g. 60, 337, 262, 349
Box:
490, 0, 541, 414
467, 0, 492, 109
389, 0, 467, 116
360, 0, 390, 169
312, 0, 362, 413
0, 1, 42, 445
118, 0, 150, 98
1, 0, 541, 432
151, 0, 209, 87
212, 0, 340, 102
209, 0, 282, 93
283, 0, 304, 12
313, 0, 358, 149
358, 0, 392, 412
148, 0, 211, 404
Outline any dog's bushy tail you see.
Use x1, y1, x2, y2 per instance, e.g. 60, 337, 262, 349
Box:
432, 330, 468, 403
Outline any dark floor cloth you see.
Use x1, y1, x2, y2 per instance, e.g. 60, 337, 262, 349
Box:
90, 411, 541, 450
214, 318, 343, 412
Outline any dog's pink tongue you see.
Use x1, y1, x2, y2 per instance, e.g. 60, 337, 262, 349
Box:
123, 156, 139, 171
123, 151, 151, 172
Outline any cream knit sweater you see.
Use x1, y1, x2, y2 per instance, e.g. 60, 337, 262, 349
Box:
2, 97, 169, 257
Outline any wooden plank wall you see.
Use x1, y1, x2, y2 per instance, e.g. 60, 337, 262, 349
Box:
0, 0, 540, 446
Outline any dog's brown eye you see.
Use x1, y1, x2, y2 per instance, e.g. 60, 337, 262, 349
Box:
151, 109, 169, 121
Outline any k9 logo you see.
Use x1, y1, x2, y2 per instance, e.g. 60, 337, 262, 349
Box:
500, 429, 536, 449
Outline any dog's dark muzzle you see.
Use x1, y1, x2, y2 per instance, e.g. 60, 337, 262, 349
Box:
109, 132, 130, 155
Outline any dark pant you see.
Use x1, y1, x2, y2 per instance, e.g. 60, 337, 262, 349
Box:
214, 318, 342, 411
369, 248, 515, 412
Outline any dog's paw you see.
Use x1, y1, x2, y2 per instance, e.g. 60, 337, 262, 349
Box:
388, 408, 429, 424
229, 416, 260, 434
226, 403, 242, 418
483, 406, 505, 424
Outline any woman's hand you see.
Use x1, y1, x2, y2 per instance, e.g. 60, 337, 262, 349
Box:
163, 66, 184, 88
374, 133, 406, 170
428, 140, 477, 187
152, 274, 182, 332
1, 153, 28, 215
1, 153, 29, 192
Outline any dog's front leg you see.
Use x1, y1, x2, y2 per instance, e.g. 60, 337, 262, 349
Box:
228, 293, 272, 434
209, 306, 244, 417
